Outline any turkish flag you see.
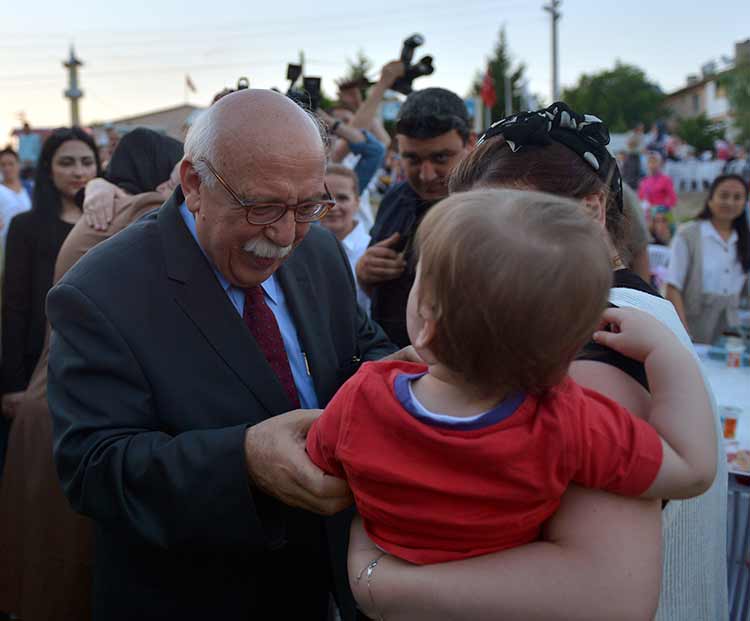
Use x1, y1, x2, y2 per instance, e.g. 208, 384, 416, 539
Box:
480, 68, 497, 109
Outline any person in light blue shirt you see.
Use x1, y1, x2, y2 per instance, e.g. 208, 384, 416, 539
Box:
17, 123, 42, 168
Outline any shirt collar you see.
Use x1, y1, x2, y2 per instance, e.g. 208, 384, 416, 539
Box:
341, 219, 369, 253
178, 201, 277, 298
701, 219, 737, 246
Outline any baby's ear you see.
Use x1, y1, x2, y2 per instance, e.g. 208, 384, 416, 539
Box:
413, 313, 438, 352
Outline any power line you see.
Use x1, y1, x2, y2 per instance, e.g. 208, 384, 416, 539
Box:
0, 0, 534, 51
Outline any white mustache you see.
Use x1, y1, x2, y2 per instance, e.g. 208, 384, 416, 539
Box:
242, 237, 292, 259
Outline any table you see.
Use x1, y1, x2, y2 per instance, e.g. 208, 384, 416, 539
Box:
698, 349, 750, 620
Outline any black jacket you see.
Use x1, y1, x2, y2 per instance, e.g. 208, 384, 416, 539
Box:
2, 210, 72, 393
368, 181, 432, 347
47, 189, 395, 620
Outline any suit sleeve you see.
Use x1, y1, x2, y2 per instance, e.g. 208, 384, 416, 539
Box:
331, 233, 397, 362
566, 385, 663, 497
47, 282, 268, 549
2, 217, 33, 393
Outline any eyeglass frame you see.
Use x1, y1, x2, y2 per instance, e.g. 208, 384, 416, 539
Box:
196, 158, 336, 226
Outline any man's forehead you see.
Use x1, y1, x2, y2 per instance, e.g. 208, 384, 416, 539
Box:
226, 156, 326, 198
397, 130, 464, 155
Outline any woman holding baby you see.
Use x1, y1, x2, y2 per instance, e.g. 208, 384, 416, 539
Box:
340, 103, 727, 620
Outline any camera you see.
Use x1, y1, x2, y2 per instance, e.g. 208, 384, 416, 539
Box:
391, 33, 435, 95
286, 64, 322, 111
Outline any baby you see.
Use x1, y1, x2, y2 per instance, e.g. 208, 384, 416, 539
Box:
307, 188, 716, 565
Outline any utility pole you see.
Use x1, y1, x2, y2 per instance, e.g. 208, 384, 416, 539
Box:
543, 0, 561, 102
504, 73, 513, 116
63, 45, 84, 126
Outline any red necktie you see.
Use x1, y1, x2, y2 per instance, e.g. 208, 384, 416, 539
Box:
243, 286, 300, 409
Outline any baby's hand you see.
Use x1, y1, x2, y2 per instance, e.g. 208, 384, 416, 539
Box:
592, 307, 677, 363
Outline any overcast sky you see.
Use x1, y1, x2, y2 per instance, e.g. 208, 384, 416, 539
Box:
1, 0, 748, 141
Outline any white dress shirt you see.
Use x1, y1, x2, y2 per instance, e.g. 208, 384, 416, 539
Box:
341, 219, 372, 314
667, 220, 747, 296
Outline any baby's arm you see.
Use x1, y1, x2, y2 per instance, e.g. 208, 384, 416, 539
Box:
592, 307, 717, 499
305, 373, 361, 478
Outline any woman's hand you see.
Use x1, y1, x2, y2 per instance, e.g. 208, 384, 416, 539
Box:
83, 178, 123, 231
1, 390, 25, 419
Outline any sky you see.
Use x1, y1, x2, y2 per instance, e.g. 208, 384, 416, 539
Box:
1, 0, 749, 143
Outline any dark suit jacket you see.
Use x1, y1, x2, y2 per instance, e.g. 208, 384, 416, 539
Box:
46, 189, 395, 620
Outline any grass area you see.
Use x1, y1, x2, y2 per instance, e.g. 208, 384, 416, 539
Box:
674, 191, 707, 223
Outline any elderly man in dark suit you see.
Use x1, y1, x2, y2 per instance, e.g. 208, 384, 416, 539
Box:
46, 90, 398, 620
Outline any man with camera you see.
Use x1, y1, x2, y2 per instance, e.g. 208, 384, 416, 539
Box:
356, 87, 475, 347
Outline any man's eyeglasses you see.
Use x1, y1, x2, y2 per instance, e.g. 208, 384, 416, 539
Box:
197, 158, 336, 226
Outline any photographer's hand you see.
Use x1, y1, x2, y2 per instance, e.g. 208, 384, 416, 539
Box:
379, 60, 406, 89
349, 59, 405, 134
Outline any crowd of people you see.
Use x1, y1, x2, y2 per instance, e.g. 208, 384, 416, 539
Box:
0, 53, 747, 621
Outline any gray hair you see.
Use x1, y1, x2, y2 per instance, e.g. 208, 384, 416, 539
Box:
184, 107, 218, 188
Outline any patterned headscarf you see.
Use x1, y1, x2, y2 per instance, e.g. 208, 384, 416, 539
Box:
478, 102, 624, 212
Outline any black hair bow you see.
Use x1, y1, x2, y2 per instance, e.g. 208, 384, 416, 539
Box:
478, 102, 623, 212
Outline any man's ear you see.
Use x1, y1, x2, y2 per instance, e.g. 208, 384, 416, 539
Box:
180, 159, 201, 214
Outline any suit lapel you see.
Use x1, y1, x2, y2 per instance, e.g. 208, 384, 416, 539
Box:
275, 261, 328, 399
158, 191, 291, 416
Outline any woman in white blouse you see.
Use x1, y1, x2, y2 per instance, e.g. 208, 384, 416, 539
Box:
666, 174, 749, 343
320, 164, 372, 313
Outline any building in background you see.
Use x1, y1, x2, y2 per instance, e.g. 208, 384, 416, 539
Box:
90, 103, 204, 143
664, 39, 750, 137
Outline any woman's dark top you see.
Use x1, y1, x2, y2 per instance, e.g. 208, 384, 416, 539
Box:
2, 211, 74, 393
577, 269, 661, 390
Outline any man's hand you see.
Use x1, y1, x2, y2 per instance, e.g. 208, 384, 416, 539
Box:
244, 409, 353, 515
1, 391, 25, 419
592, 307, 677, 363
379, 60, 406, 89
83, 178, 122, 231
356, 233, 406, 287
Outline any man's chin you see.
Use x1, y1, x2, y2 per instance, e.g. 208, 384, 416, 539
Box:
226, 253, 282, 288
414, 184, 449, 203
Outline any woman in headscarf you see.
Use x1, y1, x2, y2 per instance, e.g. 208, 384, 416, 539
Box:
0, 128, 183, 621
347, 103, 726, 621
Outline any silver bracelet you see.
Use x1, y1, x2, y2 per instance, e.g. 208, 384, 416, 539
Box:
355, 551, 388, 620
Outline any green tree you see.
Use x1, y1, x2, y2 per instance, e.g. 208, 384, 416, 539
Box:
561, 62, 664, 132
471, 28, 526, 123
675, 113, 725, 153
339, 49, 374, 98
724, 59, 750, 143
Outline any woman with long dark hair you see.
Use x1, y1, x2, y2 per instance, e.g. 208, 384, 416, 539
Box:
0, 128, 182, 621
1, 128, 100, 418
666, 174, 749, 344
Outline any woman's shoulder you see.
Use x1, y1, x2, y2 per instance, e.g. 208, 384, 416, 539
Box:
5, 209, 39, 239
612, 269, 660, 297
674, 219, 701, 239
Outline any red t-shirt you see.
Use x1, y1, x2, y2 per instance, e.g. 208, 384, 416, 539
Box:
306, 360, 662, 564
